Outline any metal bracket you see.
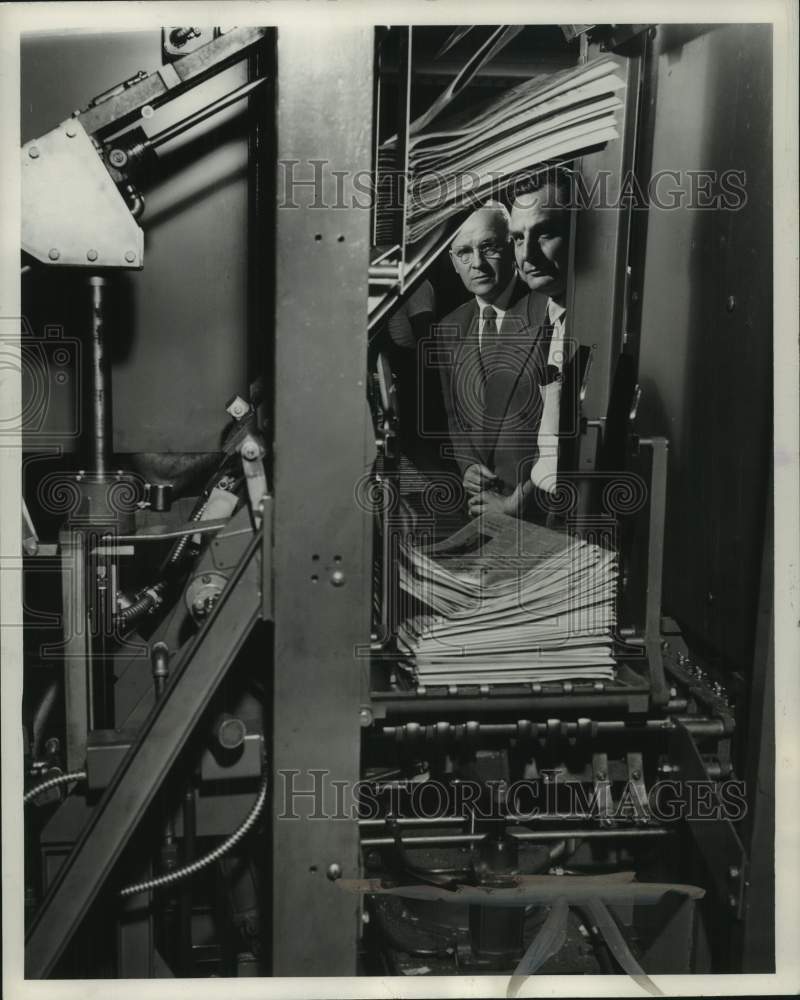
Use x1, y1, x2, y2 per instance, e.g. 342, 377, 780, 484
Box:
22, 119, 143, 269
592, 752, 614, 826
624, 751, 651, 824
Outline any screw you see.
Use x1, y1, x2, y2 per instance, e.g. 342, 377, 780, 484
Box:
86, 249, 98, 262
28, 146, 39, 159
65, 124, 77, 138
326, 862, 342, 881
124, 250, 137, 264
330, 570, 345, 587
48, 248, 60, 261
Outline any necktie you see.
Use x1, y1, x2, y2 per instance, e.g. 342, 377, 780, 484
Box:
481, 305, 497, 353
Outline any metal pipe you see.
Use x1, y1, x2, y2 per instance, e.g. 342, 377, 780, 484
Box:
359, 814, 622, 828
88, 277, 110, 478
375, 716, 720, 740
147, 77, 266, 151
359, 827, 670, 848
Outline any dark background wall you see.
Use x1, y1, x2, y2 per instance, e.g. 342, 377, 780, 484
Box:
635, 23, 772, 672
21, 30, 250, 455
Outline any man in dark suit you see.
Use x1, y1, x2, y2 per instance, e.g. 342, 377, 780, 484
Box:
509, 168, 578, 499
435, 201, 555, 521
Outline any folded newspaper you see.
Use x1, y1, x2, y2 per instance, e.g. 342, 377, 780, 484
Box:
396, 513, 617, 685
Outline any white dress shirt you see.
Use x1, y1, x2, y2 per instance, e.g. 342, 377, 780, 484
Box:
530, 297, 572, 493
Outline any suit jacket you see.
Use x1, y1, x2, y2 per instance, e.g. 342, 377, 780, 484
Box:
435, 284, 581, 500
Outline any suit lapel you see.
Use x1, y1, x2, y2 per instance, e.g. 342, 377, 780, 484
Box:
482, 290, 551, 468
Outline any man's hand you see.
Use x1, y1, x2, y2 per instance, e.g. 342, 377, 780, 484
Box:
467, 480, 533, 519
463, 463, 497, 497
468, 489, 517, 518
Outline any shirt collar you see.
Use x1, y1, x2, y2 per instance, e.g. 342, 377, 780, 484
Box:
476, 274, 518, 317
548, 297, 567, 325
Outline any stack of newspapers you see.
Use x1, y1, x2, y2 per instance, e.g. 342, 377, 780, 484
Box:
396, 514, 617, 685
404, 58, 626, 243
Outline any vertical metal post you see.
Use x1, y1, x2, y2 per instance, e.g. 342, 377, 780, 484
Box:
59, 527, 90, 771
271, 25, 374, 975
87, 276, 111, 478
640, 436, 669, 705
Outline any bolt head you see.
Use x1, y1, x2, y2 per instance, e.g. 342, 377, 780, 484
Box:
326, 862, 342, 881
48, 248, 60, 261
28, 146, 40, 159
359, 707, 373, 728
86, 249, 98, 262
65, 124, 77, 138
124, 250, 137, 264
330, 570, 345, 587
109, 149, 127, 168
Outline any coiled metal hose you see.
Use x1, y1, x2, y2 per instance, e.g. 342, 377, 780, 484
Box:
119, 770, 268, 898
24, 771, 87, 804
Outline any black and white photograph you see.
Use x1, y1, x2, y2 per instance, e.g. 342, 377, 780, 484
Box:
0, 2, 797, 997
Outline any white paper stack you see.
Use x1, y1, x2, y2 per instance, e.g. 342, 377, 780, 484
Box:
396, 513, 617, 685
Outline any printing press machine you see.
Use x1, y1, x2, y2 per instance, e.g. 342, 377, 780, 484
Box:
15, 23, 774, 980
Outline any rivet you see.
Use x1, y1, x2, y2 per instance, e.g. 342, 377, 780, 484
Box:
28, 146, 40, 159
86, 249, 98, 262
330, 569, 345, 587
48, 248, 60, 261
326, 862, 342, 881
124, 250, 137, 263
65, 124, 77, 138
141, 105, 154, 119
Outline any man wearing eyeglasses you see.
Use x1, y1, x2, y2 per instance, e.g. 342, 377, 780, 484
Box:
436, 201, 553, 521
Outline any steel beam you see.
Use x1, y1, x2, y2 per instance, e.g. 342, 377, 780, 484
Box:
270, 25, 374, 976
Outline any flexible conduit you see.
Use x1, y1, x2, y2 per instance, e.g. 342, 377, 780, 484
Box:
24, 771, 87, 804
119, 770, 268, 898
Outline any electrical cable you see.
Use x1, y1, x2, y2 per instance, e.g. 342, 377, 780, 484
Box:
24, 771, 86, 804
119, 770, 268, 898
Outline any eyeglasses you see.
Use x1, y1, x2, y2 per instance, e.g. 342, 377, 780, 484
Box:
449, 241, 508, 264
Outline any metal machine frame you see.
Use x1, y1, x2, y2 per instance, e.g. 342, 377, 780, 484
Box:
18, 22, 773, 980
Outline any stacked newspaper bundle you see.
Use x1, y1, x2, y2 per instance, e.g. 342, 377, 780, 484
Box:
396, 513, 617, 685
404, 58, 625, 243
